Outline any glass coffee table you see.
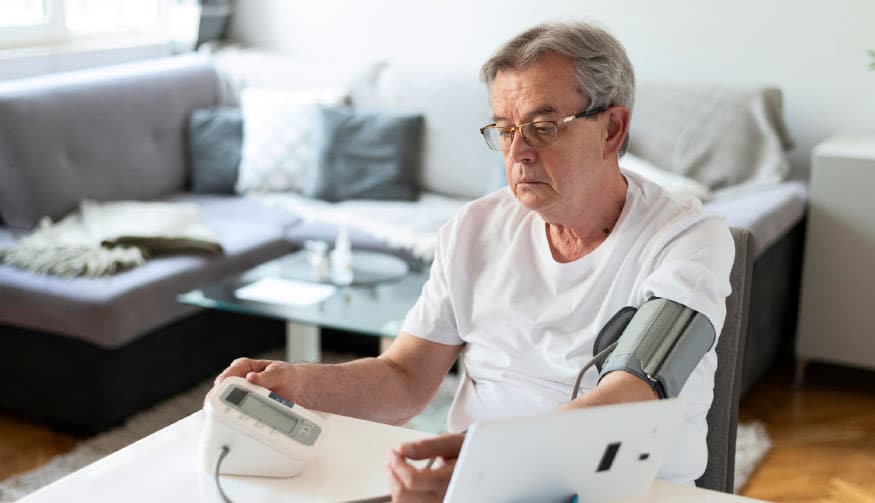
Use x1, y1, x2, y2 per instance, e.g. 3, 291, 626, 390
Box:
178, 251, 429, 362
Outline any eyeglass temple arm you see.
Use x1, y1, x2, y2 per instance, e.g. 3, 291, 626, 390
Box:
563, 106, 608, 123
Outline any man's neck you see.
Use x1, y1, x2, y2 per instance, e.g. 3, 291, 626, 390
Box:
545, 170, 627, 263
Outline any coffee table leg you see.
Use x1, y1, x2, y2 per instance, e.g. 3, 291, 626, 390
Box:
286, 322, 321, 362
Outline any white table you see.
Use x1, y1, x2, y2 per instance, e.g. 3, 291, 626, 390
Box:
20, 412, 764, 502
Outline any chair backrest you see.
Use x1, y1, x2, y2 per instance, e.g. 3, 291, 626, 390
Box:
696, 227, 754, 492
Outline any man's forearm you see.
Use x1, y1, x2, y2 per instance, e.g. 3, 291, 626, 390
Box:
285, 356, 430, 425
557, 370, 658, 412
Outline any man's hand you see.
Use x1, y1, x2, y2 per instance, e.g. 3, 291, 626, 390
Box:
386, 433, 465, 502
206, 357, 297, 403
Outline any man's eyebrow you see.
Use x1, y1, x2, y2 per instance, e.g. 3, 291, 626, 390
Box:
492, 105, 559, 123
526, 105, 559, 119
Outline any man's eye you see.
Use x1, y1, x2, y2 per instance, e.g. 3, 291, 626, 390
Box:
534, 125, 555, 135
498, 130, 514, 139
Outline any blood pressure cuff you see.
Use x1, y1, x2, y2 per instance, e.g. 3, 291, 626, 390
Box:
593, 298, 716, 399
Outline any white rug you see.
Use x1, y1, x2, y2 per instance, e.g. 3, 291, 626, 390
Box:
734, 420, 772, 492
0, 353, 767, 500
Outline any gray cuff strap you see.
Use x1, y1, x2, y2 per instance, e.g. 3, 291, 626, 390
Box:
597, 298, 716, 398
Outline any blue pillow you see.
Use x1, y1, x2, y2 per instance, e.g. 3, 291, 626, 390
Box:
484, 158, 508, 193
188, 107, 242, 194
304, 105, 424, 202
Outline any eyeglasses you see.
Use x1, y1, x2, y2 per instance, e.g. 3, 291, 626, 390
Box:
479, 106, 608, 151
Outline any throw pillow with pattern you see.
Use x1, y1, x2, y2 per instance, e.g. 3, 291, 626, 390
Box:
236, 88, 346, 193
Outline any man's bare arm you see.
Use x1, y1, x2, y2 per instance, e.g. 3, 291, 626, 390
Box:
556, 371, 658, 412
213, 332, 462, 425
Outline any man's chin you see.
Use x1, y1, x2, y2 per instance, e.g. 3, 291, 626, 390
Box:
512, 191, 545, 212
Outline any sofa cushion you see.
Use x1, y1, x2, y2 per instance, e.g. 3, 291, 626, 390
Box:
352, 62, 502, 199
189, 107, 243, 194
0, 195, 298, 348
628, 85, 793, 192
0, 55, 219, 230
704, 180, 807, 257
304, 105, 423, 202
236, 88, 346, 193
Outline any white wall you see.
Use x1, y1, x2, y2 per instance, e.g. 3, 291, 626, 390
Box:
229, 0, 875, 175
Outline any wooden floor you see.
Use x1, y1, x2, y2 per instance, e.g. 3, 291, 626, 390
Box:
2, 358, 875, 501
0, 414, 80, 482
738, 359, 875, 502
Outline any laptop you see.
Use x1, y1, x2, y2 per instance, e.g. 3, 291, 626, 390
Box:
443, 398, 684, 503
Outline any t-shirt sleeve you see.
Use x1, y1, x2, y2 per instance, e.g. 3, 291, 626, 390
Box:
400, 218, 464, 346
638, 215, 735, 337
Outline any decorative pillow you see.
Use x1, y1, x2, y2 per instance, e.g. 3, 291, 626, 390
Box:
304, 105, 424, 202
352, 62, 499, 199
628, 85, 793, 191
483, 158, 509, 194
620, 153, 711, 201
188, 107, 242, 194
236, 88, 346, 193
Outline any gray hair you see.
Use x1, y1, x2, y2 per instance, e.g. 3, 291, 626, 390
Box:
480, 22, 635, 154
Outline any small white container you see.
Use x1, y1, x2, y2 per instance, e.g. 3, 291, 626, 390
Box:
330, 227, 354, 285
304, 240, 330, 281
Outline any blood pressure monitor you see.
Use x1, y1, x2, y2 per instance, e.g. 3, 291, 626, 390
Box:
199, 376, 326, 478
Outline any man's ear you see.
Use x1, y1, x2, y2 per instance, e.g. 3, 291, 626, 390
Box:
602, 106, 631, 159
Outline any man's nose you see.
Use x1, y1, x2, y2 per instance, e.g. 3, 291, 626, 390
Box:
507, 129, 535, 164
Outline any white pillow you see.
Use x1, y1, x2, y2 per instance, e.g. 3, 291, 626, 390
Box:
620, 153, 711, 201
236, 88, 346, 194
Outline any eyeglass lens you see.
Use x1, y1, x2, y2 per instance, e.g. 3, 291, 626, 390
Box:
485, 122, 559, 150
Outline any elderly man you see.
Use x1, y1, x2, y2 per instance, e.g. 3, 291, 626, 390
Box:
213, 22, 733, 501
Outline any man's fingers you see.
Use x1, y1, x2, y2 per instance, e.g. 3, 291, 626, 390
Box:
396, 433, 466, 460
214, 357, 270, 385
388, 464, 440, 503
388, 450, 455, 494
386, 460, 403, 496
245, 361, 288, 389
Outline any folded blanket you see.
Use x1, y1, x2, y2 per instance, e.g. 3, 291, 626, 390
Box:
0, 200, 223, 277
249, 192, 469, 261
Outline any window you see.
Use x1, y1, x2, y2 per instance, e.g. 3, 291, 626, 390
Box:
1, 1, 47, 27
0, 0, 170, 49
65, 0, 162, 36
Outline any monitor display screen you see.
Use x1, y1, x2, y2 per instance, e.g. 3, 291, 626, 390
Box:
226, 388, 300, 434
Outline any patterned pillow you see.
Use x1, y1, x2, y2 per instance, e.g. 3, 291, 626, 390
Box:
236, 88, 346, 193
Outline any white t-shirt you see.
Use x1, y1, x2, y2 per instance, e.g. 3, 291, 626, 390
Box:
401, 170, 734, 483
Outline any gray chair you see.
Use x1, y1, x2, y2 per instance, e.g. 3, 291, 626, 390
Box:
695, 227, 754, 492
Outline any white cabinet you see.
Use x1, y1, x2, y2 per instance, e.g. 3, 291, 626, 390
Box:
796, 133, 875, 383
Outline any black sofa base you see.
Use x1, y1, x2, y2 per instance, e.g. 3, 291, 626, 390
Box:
0, 220, 804, 433
739, 218, 806, 398
0, 311, 284, 435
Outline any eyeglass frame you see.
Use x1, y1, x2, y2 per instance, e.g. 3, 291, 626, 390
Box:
479, 106, 609, 151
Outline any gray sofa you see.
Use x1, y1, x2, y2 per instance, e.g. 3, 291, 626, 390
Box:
0, 57, 301, 432
0, 54, 806, 432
